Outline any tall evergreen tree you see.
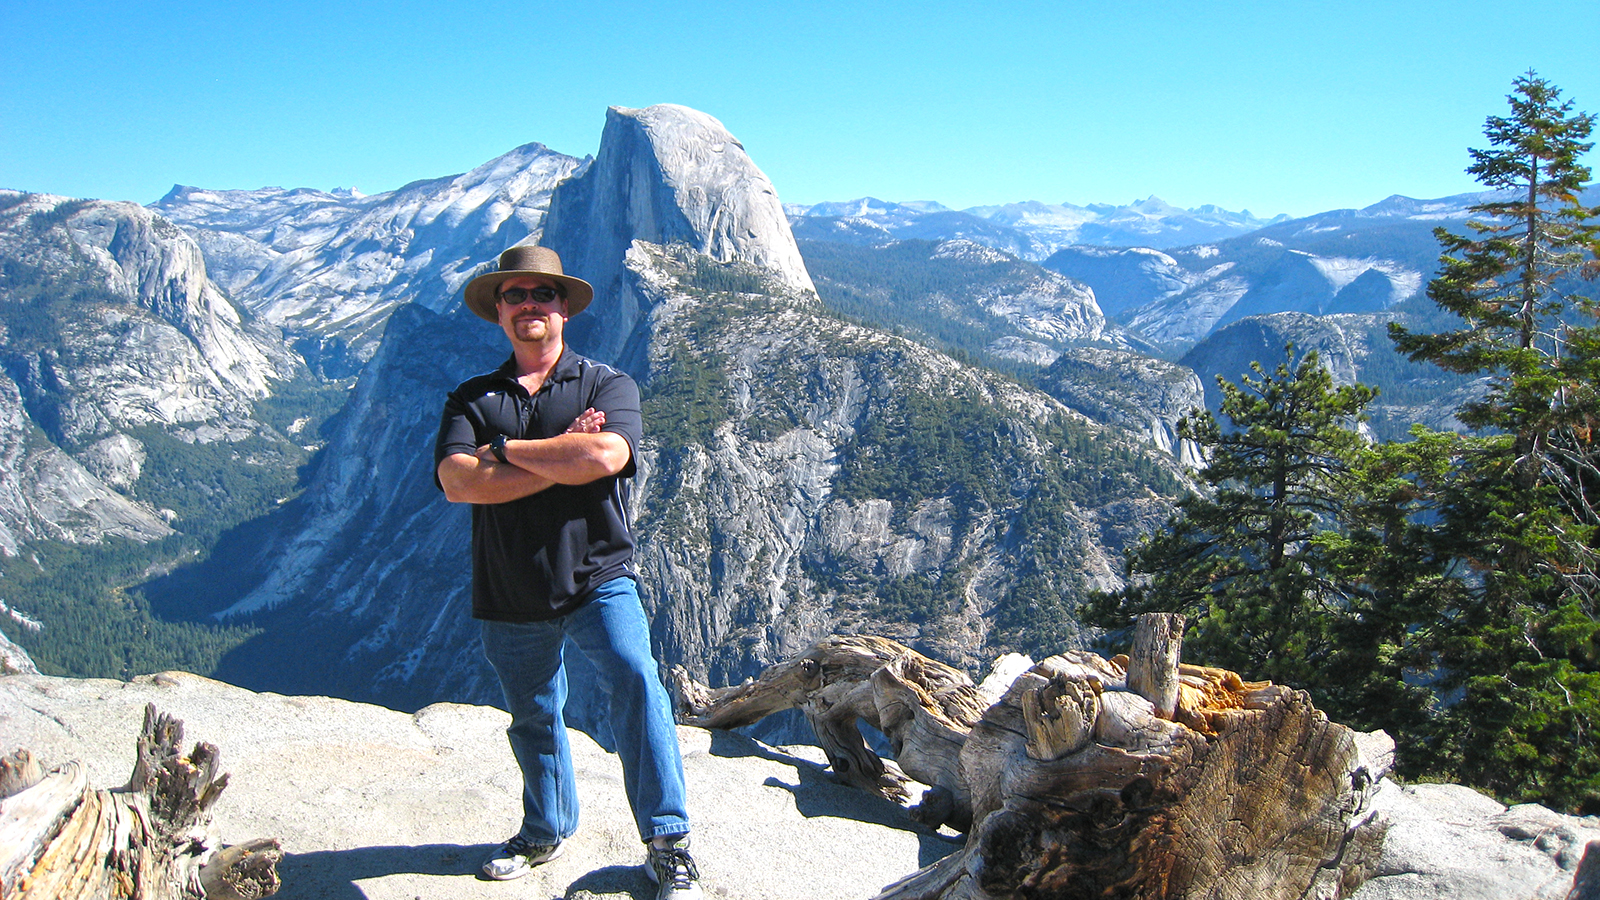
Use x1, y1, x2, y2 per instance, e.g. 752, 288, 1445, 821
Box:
1392, 71, 1597, 487
1085, 347, 1378, 695
1390, 71, 1600, 812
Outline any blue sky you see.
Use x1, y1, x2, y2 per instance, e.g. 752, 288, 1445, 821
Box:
3, 1, 1596, 218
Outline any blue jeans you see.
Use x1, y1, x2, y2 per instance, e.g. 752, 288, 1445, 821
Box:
480, 577, 690, 845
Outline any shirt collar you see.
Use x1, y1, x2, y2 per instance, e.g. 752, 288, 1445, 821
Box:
491, 350, 582, 393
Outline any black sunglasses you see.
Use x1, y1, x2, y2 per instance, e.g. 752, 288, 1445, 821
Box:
498, 286, 565, 306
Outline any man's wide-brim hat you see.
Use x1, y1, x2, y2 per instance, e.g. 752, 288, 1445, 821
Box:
464, 245, 594, 323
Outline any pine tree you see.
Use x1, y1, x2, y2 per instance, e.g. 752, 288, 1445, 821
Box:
1085, 347, 1379, 695
1392, 69, 1598, 507
1390, 71, 1600, 812
1312, 425, 1458, 740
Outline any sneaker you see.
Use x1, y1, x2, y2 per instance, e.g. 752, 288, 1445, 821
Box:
644, 835, 703, 900
482, 834, 563, 880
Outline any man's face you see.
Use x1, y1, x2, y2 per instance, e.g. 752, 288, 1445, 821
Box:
496, 275, 570, 347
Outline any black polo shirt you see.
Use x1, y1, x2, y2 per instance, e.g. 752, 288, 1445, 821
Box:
434, 351, 642, 621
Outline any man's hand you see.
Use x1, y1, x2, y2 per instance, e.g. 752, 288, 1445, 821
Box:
566, 407, 606, 434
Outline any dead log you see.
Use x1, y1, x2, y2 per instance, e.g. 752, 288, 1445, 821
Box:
0, 703, 282, 900
674, 621, 1392, 900
672, 635, 990, 830
883, 661, 1389, 900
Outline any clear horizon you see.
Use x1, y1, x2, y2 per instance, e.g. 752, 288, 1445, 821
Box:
2, 1, 1596, 219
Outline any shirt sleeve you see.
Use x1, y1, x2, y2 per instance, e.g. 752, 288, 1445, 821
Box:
590, 369, 642, 479
434, 389, 480, 489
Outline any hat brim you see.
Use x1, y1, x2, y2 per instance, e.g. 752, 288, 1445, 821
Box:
464, 270, 594, 323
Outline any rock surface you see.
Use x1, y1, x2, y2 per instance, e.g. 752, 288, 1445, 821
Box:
1358, 781, 1600, 900
0, 671, 957, 900
3, 671, 1595, 900
0, 629, 36, 675
545, 104, 817, 367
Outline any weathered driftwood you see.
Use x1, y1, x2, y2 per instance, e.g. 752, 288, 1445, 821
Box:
0, 703, 282, 900
671, 635, 990, 830
673, 616, 1393, 900
0, 750, 43, 801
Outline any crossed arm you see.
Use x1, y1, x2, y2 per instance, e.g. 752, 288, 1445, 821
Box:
437, 408, 631, 505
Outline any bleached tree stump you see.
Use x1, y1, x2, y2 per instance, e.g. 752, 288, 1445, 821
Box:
673, 623, 1392, 900
0, 703, 282, 900
881, 656, 1390, 900
1128, 612, 1185, 719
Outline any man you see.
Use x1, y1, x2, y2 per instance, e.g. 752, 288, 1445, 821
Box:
434, 245, 701, 899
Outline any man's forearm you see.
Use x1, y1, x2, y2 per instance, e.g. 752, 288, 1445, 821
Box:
438, 453, 557, 504
499, 431, 631, 485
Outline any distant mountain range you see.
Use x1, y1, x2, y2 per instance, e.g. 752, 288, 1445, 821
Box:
786, 195, 1289, 258
788, 189, 1515, 352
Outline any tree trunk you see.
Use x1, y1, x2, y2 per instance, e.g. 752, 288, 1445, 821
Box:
673, 625, 1392, 900
1128, 612, 1185, 719
0, 703, 282, 900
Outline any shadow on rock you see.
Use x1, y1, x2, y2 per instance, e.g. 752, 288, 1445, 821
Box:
566, 864, 655, 899
270, 843, 497, 899
708, 730, 964, 869
274, 844, 661, 899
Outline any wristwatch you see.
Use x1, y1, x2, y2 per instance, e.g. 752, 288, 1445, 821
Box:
489, 434, 510, 464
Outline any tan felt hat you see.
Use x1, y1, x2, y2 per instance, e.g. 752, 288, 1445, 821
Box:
463, 245, 594, 322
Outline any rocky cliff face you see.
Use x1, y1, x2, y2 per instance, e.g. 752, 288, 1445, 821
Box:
201, 300, 503, 708
623, 244, 1176, 687
545, 105, 815, 366
0, 370, 173, 553
931, 240, 1106, 348
798, 236, 1114, 370
1181, 310, 1480, 441
0, 194, 297, 434
0, 192, 303, 555
1036, 348, 1206, 468
0, 623, 36, 673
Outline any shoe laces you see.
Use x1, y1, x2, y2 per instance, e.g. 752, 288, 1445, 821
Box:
654, 844, 699, 885
502, 834, 537, 856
